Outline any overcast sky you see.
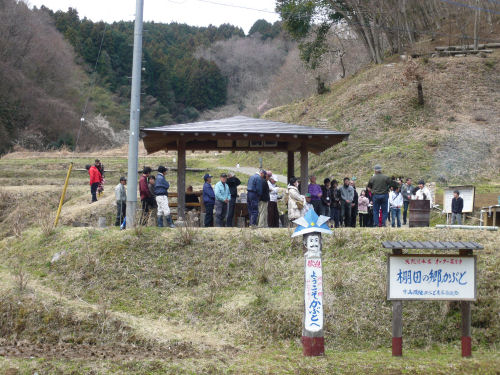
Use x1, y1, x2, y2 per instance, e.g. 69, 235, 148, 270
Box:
27, 0, 280, 33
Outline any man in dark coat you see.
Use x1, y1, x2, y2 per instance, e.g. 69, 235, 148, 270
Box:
226, 172, 241, 227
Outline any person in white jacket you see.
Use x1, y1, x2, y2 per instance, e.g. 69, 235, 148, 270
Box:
267, 174, 280, 227
287, 177, 305, 223
389, 186, 403, 227
414, 179, 433, 208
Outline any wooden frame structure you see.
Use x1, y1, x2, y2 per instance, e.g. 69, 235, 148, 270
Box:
382, 240, 483, 358
141, 116, 349, 219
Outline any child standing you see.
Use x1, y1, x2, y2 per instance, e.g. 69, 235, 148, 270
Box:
389, 186, 403, 228
358, 190, 369, 227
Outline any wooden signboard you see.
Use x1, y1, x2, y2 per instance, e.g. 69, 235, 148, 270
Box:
388, 255, 476, 301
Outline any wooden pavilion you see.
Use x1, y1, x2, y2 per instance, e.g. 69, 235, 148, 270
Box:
141, 116, 349, 219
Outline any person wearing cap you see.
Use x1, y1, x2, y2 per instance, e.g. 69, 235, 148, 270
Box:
451, 190, 463, 225
154, 166, 175, 228
114, 177, 127, 227
202, 173, 215, 227
308, 175, 323, 216
267, 174, 280, 227
414, 179, 433, 208
139, 167, 153, 225
214, 173, 230, 227
247, 170, 264, 227
226, 172, 241, 227
304, 193, 314, 213
368, 165, 392, 227
288, 177, 305, 223
258, 171, 270, 228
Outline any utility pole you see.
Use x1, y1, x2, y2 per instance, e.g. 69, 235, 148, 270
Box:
126, 0, 144, 228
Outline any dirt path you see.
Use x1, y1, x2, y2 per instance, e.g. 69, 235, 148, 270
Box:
0, 266, 233, 358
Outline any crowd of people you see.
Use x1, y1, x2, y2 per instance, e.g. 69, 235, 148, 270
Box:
87, 161, 465, 229
287, 164, 440, 228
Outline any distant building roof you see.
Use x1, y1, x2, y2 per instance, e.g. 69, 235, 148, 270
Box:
141, 116, 349, 154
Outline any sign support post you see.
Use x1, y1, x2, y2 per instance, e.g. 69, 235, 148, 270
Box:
384, 241, 482, 358
391, 247, 403, 356
460, 248, 473, 357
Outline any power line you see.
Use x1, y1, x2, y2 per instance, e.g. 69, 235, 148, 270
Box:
75, 23, 108, 150
191, 0, 276, 14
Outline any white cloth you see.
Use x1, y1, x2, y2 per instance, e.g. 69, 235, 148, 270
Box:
389, 191, 403, 208
156, 195, 170, 216
287, 185, 305, 220
268, 181, 279, 202
115, 183, 126, 202
415, 186, 433, 207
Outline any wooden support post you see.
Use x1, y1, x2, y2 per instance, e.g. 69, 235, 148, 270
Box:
459, 248, 473, 357
461, 301, 472, 357
300, 144, 308, 195
392, 248, 403, 356
287, 151, 294, 185
392, 301, 403, 356
177, 140, 186, 221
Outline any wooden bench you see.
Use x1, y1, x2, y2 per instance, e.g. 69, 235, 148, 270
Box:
167, 191, 203, 220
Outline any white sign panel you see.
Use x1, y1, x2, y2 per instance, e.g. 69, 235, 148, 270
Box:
388, 256, 476, 301
305, 259, 323, 332
443, 186, 475, 213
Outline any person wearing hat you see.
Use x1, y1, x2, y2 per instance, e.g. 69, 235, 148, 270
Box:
226, 172, 241, 227
247, 170, 265, 227
202, 173, 215, 227
114, 176, 127, 227
304, 193, 314, 213
267, 174, 280, 227
214, 173, 230, 227
414, 179, 433, 208
368, 164, 392, 227
154, 166, 175, 228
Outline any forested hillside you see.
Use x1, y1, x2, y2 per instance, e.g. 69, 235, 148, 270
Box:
44, 7, 245, 125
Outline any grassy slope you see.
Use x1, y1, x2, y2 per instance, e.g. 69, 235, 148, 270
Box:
0, 227, 499, 374
260, 53, 500, 186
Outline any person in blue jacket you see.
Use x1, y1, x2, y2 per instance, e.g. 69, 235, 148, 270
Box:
202, 173, 215, 227
214, 173, 231, 227
247, 170, 264, 227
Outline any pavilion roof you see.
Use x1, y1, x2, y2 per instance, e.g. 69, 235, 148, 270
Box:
141, 116, 349, 154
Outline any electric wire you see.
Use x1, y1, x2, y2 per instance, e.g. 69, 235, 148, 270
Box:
74, 23, 108, 151
170, 0, 500, 43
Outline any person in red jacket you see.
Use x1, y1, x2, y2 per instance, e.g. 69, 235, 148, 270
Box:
86, 163, 102, 203
139, 166, 153, 225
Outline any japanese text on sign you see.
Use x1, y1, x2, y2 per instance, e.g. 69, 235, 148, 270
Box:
388, 256, 476, 301
305, 260, 323, 332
